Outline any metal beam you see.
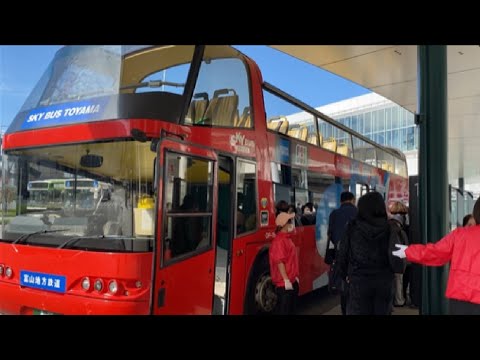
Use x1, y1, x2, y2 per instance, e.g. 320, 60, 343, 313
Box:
418, 45, 449, 315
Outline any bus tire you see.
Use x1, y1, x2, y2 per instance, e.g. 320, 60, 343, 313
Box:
244, 253, 277, 314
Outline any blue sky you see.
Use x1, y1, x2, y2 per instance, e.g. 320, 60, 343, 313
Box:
0, 45, 370, 132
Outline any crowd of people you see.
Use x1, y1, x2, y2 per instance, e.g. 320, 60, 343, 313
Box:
269, 188, 480, 315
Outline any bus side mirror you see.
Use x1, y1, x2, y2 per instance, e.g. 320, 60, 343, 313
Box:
80, 154, 103, 168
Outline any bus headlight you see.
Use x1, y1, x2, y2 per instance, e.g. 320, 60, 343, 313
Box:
81, 277, 90, 291
108, 280, 118, 294
94, 279, 104, 292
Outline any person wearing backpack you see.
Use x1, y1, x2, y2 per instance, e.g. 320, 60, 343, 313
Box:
336, 191, 395, 315
392, 197, 480, 315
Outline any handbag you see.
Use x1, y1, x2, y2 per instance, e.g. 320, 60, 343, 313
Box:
328, 260, 345, 294
324, 236, 336, 265
325, 248, 336, 265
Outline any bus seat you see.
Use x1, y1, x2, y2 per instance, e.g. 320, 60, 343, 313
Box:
307, 134, 318, 145
235, 107, 252, 128
337, 143, 349, 156
278, 119, 289, 134
298, 126, 308, 141
287, 127, 300, 138
233, 110, 240, 127
186, 92, 209, 124
267, 120, 281, 131
267, 116, 286, 132
322, 137, 337, 152
267, 121, 279, 131
203, 89, 238, 126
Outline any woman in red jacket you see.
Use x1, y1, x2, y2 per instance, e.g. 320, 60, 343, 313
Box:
392, 198, 480, 314
269, 211, 300, 315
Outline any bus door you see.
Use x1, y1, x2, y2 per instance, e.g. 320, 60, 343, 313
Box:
153, 139, 218, 314
213, 155, 234, 315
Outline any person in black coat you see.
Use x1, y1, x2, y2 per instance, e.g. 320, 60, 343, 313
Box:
336, 191, 394, 315
327, 191, 357, 315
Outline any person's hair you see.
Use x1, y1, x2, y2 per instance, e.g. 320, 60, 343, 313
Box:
302, 202, 314, 213
463, 214, 474, 227
288, 204, 296, 214
389, 201, 408, 214
341, 191, 355, 203
473, 198, 480, 225
275, 200, 289, 215
357, 191, 387, 222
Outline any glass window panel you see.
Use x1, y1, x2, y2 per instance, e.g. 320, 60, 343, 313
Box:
236, 160, 257, 234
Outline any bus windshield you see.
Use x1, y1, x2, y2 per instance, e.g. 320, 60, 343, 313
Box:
27, 179, 65, 210
1, 139, 156, 252
7, 45, 196, 133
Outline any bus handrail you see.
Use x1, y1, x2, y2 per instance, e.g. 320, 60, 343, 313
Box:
263, 81, 405, 162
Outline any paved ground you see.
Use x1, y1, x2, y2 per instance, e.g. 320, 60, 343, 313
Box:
295, 286, 419, 315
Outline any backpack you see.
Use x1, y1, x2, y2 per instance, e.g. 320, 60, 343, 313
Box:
327, 220, 354, 295
388, 220, 408, 274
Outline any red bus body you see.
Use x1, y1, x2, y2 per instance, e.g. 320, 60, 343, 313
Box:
0, 46, 408, 314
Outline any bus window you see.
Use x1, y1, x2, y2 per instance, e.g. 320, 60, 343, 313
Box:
352, 136, 378, 167
135, 63, 191, 96
271, 162, 294, 205
236, 159, 257, 235
163, 153, 213, 260
306, 171, 336, 255
263, 89, 319, 144
395, 157, 407, 177
355, 183, 370, 200
185, 46, 252, 128
292, 167, 308, 221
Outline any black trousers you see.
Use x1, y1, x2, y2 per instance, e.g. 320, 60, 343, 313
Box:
346, 275, 394, 315
402, 264, 411, 303
341, 292, 348, 315
449, 299, 480, 315
341, 281, 349, 315
275, 281, 299, 315
410, 264, 422, 307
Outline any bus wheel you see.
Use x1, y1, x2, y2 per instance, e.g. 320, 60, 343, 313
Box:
246, 255, 277, 314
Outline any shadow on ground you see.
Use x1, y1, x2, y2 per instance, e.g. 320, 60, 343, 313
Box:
295, 286, 419, 315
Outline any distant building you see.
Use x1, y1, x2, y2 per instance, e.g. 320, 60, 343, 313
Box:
287, 92, 418, 176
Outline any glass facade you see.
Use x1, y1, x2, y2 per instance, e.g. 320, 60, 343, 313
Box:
324, 105, 418, 153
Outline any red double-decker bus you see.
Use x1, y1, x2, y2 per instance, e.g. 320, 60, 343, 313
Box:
0, 45, 408, 315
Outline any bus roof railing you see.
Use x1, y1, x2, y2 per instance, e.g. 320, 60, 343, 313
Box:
263, 82, 405, 162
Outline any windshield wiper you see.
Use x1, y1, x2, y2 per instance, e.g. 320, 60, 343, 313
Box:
120, 80, 185, 91
58, 235, 105, 249
13, 229, 69, 245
